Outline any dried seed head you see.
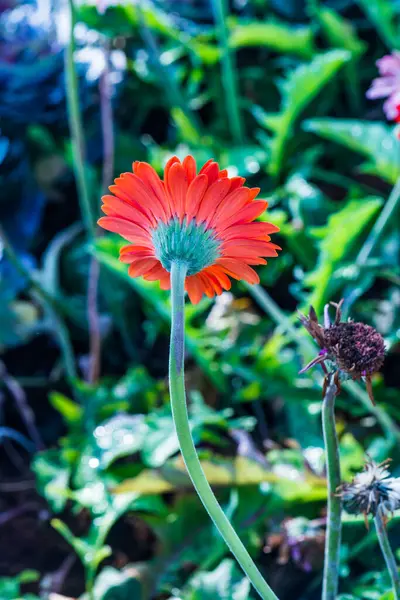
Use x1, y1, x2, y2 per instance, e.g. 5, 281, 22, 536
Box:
339, 459, 400, 519
299, 301, 385, 402
323, 322, 385, 377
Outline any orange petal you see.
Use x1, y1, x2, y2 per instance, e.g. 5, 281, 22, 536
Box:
185, 174, 208, 221
98, 217, 152, 246
108, 185, 154, 224
229, 176, 246, 191
165, 162, 189, 221
197, 272, 215, 297
115, 173, 166, 223
199, 161, 219, 185
182, 155, 197, 184
142, 262, 168, 281
164, 155, 180, 180
196, 178, 231, 224
216, 259, 260, 284
216, 201, 269, 232
134, 162, 169, 221
202, 271, 223, 295
119, 245, 156, 263
128, 258, 159, 278
205, 266, 232, 290
209, 188, 250, 228
220, 221, 274, 241
101, 196, 151, 228
185, 275, 204, 304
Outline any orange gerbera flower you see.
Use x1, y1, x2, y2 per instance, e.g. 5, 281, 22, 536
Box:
98, 156, 281, 304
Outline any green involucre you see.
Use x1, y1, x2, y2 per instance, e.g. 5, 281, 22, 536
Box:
152, 218, 221, 275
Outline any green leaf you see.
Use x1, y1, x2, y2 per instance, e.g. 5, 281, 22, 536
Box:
49, 391, 83, 426
229, 20, 314, 59
32, 450, 70, 512
187, 559, 251, 599
92, 567, 143, 600
356, 0, 399, 48
303, 197, 383, 312
304, 118, 399, 183
114, 454, 326, 498
254, 50, 350, 176
94, 414, 149, 469
317, 8, 366, 55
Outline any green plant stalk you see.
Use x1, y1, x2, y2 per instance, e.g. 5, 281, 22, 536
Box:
169, 261, 278, 600
66, 0, 95, 238
374, 508, 400, 600
211, 0, 244, 144
321, 374, 341, 600
344, 175, 400, 312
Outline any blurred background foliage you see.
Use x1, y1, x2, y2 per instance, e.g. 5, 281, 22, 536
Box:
0, 0, 400, 598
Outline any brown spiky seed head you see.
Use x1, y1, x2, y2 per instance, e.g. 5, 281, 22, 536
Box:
324, 322, 385, 376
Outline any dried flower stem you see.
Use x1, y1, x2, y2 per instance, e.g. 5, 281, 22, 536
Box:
374, 507, 400, 600
322, 373, 341, 600
169, 262, 278, 600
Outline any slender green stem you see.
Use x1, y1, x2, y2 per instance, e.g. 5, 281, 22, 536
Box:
169, 262, 278, 600
356, 175, 400, 267
211, 0, 244, 144
374, 508, 400, 600
344, 175, 400, 312
66, 0, 95, 238
321, 374, 341, 600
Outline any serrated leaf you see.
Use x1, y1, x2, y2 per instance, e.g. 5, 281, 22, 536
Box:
304, 118, 399, 183
229, 20, 314, 59
304, 198, 383, 312
318, 8, 366, 55
255, 50, 350, 176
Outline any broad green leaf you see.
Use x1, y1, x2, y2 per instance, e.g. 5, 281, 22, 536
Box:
356, 0, 399, 48
254, 50, 350, 176
92, 567, 143, 600
304, 198, 383, 312
304, 118, 399, 183
229, 20, 314, 59
94, 414, 149, 469
187, 559, 251, 600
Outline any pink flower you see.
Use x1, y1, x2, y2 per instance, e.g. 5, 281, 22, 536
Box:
367, 52, 400, 123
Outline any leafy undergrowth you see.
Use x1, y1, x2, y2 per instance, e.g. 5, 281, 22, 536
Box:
1, 0, 400, 599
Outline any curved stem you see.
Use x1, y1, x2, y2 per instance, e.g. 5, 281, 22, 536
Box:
375, 508, 400, 600
169, 261, 278, 600
322, 374, 341, 600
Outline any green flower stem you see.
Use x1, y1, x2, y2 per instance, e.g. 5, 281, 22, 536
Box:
66, 0, 95, 238
211, 0, 244, 144
169, 261, 278, 600
374, 508, 400, 600
321, 374, 341, 600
